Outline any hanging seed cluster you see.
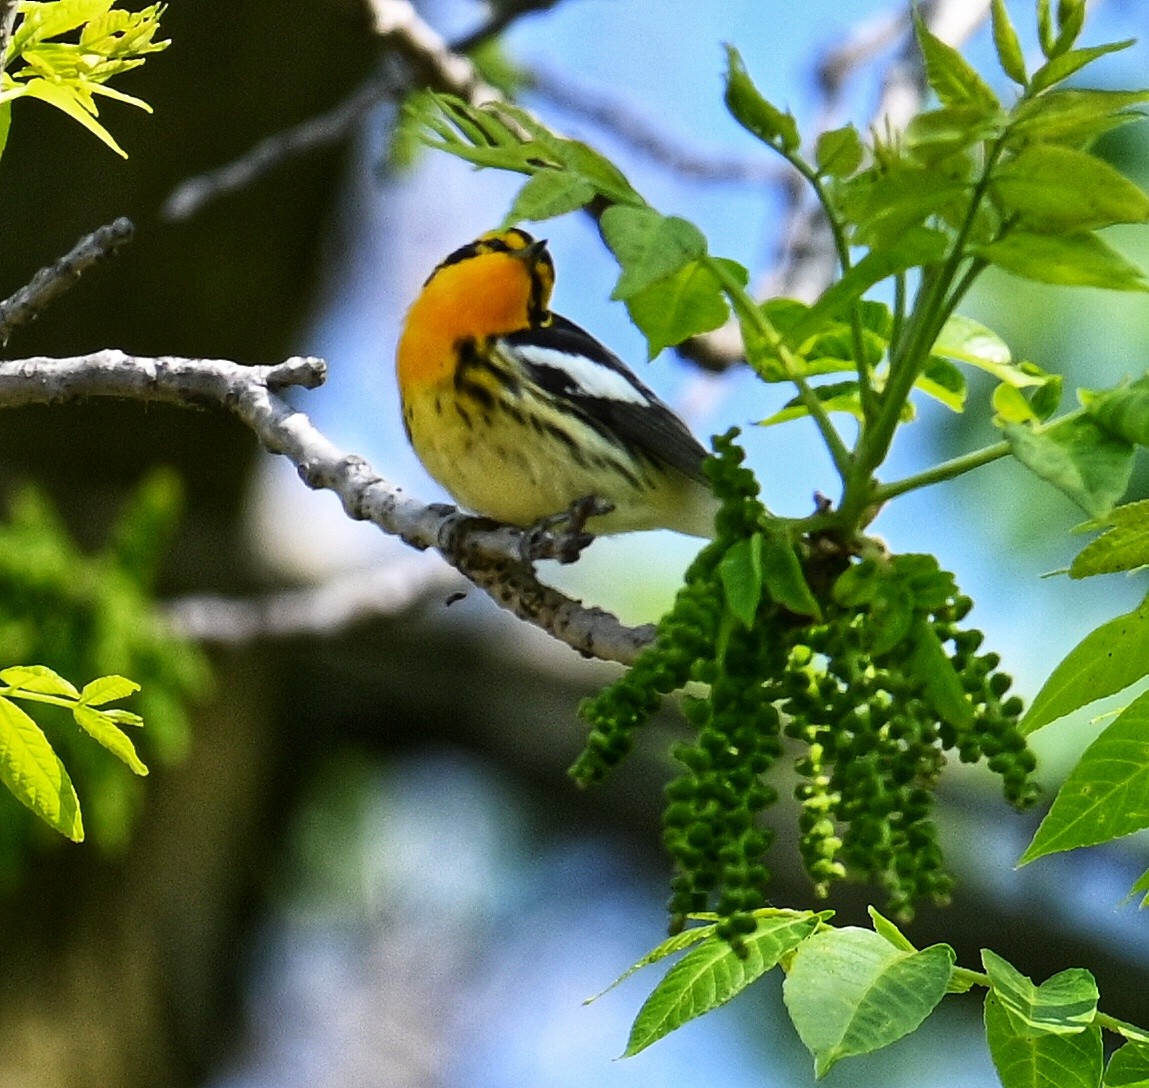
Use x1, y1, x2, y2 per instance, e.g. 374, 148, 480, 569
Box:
572, 430, 1038, 933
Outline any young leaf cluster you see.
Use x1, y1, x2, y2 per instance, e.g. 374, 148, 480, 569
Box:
0, 472, 208, 869
598, 904, 1148, 1087
0, 663, 145, 841
0, 0, 168, 159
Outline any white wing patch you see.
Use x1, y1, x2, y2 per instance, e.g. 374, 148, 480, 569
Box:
514, 344, 651, 405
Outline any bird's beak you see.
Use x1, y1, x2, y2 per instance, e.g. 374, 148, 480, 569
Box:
518, 238, 549, 263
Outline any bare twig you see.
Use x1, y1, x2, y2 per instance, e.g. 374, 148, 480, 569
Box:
0, 352, 654, 663
452, 0, 563, 54
164, 557, 464, 643
162, 0, 530, 221
529, 68, 782, 186
0, 218, 136, 347
0, 0, 19, 85
367, 0, 500, 104
162, 71, 402, 221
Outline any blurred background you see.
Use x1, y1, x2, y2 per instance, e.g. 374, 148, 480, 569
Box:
1, 0, 1148, 1084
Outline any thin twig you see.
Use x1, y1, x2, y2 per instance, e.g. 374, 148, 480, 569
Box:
452, 0, 563, 54
162, 71, 403, 221
367, 0, 500, 104
0, 352, 654, 664
161, 0, 528, 221
0, 218, 136, 347
529, 68, 782, 185
0, 0, 19, 85
164, 556, 465, 643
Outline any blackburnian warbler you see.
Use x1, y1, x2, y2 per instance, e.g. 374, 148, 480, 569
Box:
396, 228, 719, 537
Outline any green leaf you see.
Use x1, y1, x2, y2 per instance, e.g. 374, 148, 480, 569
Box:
0, 696, 83, 841
1037, 0, 1056, 57
79, 674, 140, 706
1086, 376, 1149, 446
417, 94, 642, 206
910, 617, 974, 731
73, 704, 148, 776
981, 949, 1098, 1035
0, 101, 11, 161
723, 44, 799, 153
832, 561, 916, 656
625, 258, 743, 358
760, 533, 821, 619
976, 230, 1149, 291
1010, 89, 1149, 149
586, 924, 717, 1004
992, 145, 1149, 232
1071, 500, 1149, 578
1109, 1021, 1149, 1048
985, 992, 1103, 1088
913, 10, 999, 113
625, 912, 820, 1056
600, 206, 708, 300
1125, 869, 1149, 910
867, 906, 916, 952
1030, 40, 1136, 96
783, 927, 954, 1078
916, 356, 967, 412
1023, 596, 1149, 732
0, 664, 79, 697
783, 227, 948, 349
1053, 0, 1086, 55
905, 105, 1005, 161
719, 534, 763, 629
1004, 416, 1134, 518
933, 315, 1011, 371
759, 381, 869, 428
815, 125, 863, 178
1020, 688, 1149, 863
21, 78, 127, 157
994, 382, 1040, 424
11, 0, 112, 51
1106, 1041, 1149, 1087
504, 169, 597, 223
839, 161, 971, 252
991, 0, 1027, 84
1031, 374, 1066, 421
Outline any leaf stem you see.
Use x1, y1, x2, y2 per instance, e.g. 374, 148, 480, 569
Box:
785, 154, 880, 423
705, 256, 853, 483
873, 440, 1011, 503
840, 136, 1008, 533
0, 688, 79, 710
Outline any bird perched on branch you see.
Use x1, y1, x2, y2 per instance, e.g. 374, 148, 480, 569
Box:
396, 228, 718, 539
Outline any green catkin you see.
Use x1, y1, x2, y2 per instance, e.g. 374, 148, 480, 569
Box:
574, 431, 1040, 932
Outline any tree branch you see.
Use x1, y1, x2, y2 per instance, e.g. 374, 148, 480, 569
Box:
0, 0, 18, 85
451, 0, 563, 54
0, 218, 136, 346
164, 556, 465, 642
0, 352, 654, 664
365, 0, 500, 104
161, 0, 533, 220
528, 67, 782, 185
162, 72, 403, 222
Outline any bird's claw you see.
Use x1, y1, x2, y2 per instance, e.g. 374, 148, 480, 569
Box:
520, 495, 614, 565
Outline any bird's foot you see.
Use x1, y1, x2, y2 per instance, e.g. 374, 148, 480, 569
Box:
520, 495, 614, 565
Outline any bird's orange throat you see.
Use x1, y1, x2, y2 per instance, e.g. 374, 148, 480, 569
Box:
396, 251, 537, 390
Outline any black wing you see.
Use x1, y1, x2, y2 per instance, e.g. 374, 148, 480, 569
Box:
499, 314, 709, 483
